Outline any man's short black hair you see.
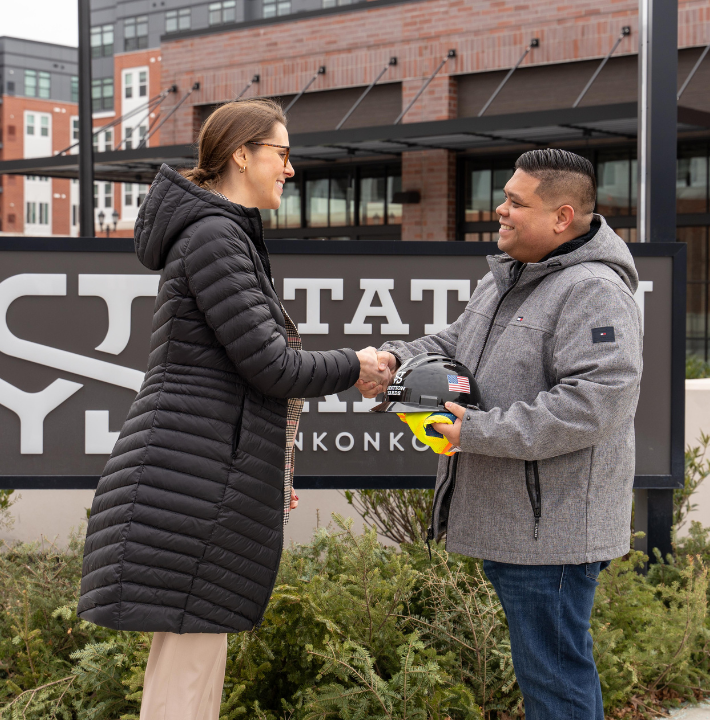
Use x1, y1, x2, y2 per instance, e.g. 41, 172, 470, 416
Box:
514, 149, 597, 215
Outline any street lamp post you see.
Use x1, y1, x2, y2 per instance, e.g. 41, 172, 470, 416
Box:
97, 209, 120, 237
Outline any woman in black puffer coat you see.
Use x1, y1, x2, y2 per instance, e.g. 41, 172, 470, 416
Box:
77, 99, 387, 720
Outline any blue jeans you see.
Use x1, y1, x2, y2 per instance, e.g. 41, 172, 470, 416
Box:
483, 560, 609, 720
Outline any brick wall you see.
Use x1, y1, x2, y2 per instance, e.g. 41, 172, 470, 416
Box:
159, 0, 710, 146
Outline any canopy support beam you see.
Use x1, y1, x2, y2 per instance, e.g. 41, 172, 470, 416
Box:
478, 39, 539, 117
235, 74, 260, 100
284, 67, 326, 114
678, 44, 710, 100
573, 26, 631, 108
395, 50, 455, 125
336, 58, 397, 130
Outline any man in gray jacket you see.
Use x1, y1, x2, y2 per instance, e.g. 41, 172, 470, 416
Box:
359, 149, 643, 719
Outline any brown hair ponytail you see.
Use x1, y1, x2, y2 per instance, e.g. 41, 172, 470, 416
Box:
182, 98, 287, 190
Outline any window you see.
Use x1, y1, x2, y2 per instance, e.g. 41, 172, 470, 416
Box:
26, 114, 35, 136
72, 118, 79, 142
72, 205, 78, 226
26, 202, 49, 225
25, 70, 36, 97
166, 8, 191, 32
38, 71, 50, 99
322, 0, 352, 7
40, 116, 49, 137
91, 25, 114, 57
596, 151, 631, 217
262, 164, 402, 233
126, 71, 148, 99
677, 148, 709, 214
104, 183, 112, 208
124, 126, 133, 150
263, 0, 291, 17
124, 16, 148, 51
71, 76, 78, 103
104, 129, 113, 151
93, 183, 98, 209
91, 78, 114, 111
6, 80, 15, 95
209, 1, 236, 25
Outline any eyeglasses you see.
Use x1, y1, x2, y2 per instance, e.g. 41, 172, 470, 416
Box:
247, 141, 290, 168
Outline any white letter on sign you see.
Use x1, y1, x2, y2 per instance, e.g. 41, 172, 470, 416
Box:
411, 280, 471, 334
79, 274, 160, 355
313, 432, 328, 451
282, 279, 343, 334
390, 432, 405, 451
344, 280, 409, 335
0, 378, 82, 454
318, 394, 347, 412
633, 281, 653, 331
85, 410, 120, 454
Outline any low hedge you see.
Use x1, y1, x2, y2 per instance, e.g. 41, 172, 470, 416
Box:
1, 515, 709, 720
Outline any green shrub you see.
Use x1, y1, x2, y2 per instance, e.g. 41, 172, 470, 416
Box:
2, 516, 710, 719
686, 354, 710, 379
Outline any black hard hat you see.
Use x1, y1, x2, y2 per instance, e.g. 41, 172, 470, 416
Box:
370, 352, 482, 413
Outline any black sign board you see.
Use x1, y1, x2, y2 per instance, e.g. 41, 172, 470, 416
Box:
0, 238, 685, 491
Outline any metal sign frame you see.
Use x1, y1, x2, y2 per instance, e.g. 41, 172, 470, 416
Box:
0, 238, 685, 493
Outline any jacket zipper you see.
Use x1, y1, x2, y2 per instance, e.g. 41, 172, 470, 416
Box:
427, 268, 524, 553
525, 460, 542, 540
232, 395, 246, 460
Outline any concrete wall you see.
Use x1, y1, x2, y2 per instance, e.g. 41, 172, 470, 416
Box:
0, 487, 374, 548
680, 378, 710, 534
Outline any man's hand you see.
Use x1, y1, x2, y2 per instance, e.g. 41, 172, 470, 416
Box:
355, 350, 398, 398
356, 347, 393, 392
430, 402, 466, 448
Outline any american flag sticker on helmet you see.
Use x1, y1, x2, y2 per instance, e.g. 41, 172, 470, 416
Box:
447, 374, 471, 393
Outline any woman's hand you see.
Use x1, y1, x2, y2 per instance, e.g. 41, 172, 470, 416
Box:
290, 492, 299, 510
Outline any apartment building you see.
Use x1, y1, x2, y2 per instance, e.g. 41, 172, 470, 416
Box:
0, 37, 80, 236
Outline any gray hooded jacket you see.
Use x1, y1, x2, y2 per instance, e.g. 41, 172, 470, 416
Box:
381, 216, 643, 565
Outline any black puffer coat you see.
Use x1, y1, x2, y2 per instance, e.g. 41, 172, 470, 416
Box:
77, 164, 359, 633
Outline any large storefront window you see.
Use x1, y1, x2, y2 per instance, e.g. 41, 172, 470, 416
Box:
262, 163, 401, 239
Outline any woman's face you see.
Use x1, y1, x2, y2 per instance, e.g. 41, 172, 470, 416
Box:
242, 122, 295, 210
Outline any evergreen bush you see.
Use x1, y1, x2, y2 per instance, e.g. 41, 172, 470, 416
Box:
2, 516, 710, 719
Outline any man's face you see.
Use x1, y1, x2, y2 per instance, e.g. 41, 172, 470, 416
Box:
496, 169, 564, 263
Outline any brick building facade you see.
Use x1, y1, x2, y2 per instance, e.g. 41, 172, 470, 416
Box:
2, 0, 710, 352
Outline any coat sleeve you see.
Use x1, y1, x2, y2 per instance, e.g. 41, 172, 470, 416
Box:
459, 277, 643, 460
378, 311, 465, 365
183, 222, 360, 399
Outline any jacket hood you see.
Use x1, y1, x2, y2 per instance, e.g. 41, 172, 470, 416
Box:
134, 163, 263, 271
490, 215, 639, 294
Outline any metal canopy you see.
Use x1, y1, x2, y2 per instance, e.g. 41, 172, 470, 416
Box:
1, 102, 709, 183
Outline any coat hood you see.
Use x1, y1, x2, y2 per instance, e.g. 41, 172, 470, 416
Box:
134, 163, 263, 271
490, 215, 639, 295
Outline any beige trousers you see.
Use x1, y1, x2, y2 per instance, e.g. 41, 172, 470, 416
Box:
140, 632, 228, 720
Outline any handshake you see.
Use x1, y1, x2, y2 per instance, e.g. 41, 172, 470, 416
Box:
354, 347, 398, 399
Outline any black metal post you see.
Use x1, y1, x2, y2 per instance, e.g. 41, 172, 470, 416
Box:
647, 489, 675, 560
637, 0, 679, 560
638, 0, 677, 244
77, 0, 95, 237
